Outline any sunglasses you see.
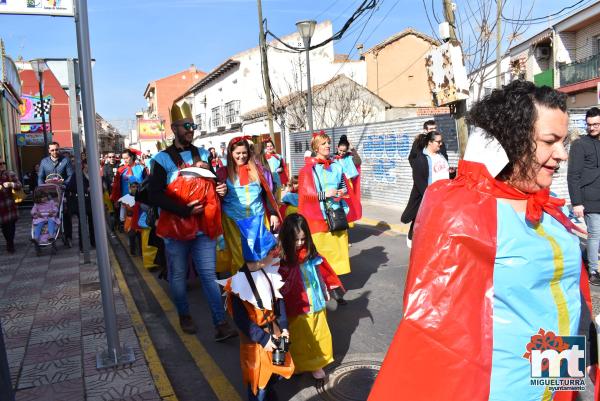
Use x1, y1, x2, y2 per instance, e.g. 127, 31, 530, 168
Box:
174, 122, 198, 131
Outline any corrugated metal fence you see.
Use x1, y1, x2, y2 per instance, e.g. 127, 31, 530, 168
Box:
289, 109, 588, 210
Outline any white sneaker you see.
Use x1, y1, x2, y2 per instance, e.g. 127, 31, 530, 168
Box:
406, 237, 412, 249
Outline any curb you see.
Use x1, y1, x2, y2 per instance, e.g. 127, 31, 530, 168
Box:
113, 232, 243, 401
108, 244, 179, 401
358, 217, 409, 235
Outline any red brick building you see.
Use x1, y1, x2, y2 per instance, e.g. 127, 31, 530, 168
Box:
143, 65, 206, 132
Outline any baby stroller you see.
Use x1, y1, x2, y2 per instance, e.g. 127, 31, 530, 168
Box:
31, 178, 66, 256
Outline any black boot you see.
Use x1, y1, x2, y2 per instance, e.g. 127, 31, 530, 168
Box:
330, 287, 347, 305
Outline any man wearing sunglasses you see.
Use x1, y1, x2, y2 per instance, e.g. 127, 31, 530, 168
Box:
38, 142, 74, 246
144, 101, 236, 341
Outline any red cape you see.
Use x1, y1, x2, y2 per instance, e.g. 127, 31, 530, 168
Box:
298, 158, 361, 233
369, 160, 593, 401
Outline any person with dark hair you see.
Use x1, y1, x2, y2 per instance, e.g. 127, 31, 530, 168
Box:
145, 101, 235, 340
278, 213, 342, 381
38, 141, 74, 246
208, 147, 223, 170
262, 137, 289, 200
0, 159, 22, 254
67, 160, 95, 252
334, 135, 361, 227
370, 81, 597, 401
568, 106, 600, 285
400, 130, 449, 248
110, 148, 146, 210
217, 136, 281, 274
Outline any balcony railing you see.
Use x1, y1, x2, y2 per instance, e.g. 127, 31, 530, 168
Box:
559, 54, 600, 87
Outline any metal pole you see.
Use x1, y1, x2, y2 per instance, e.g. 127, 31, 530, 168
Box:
303, 37, 314, 134
257, 0, 276, 142
443, 0, 468, 158
74, 0, 134, 368
38, 72, 49, 157
496, 0, 502, 88
67, 59, 91, 263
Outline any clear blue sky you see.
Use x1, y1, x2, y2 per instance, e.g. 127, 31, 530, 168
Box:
0, 0, 588, 132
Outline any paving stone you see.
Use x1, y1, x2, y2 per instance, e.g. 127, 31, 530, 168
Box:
6, 278, 45, 290
15, 377, 84, 401
32, 309, 80, 328
6, 346, 25, 386
29, 321, 81, 345
1, 315, 34, 332
113, 390, 162, 401
84, 365, 155, 401
36, 299, 79, 314
81, 314, 132, 336
49, 256, 80, 266
46, 266, 80, 277
18, 357, 83, 388
23, 337, 82, 365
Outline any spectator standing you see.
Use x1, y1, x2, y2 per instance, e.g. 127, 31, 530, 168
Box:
568, 106, 600, 285
401, 130, 450, 248
146, 101, 236, 340
67, 161, 95, 252
28, 163, 40, 194
102, 152, 119, 229
38, 142, 74, 246
0, 159, 22, 253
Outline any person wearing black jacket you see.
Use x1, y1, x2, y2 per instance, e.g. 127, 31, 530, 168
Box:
102, 153, 119, 230
145, 102, 236, 341
568, 107, 600, 285
401, 130, 450, 248
67, 161, 95, 251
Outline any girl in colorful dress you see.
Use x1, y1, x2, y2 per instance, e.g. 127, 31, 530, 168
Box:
218, 136, 281, 273
218, 239, 293, 400
278, 213, 343, 380
280, 176, 299, 217
370, 80, 597, 401
298, 132, 361, 305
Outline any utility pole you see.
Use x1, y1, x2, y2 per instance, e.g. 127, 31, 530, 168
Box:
443, 0, 469, 158
257, 0, 276, 143
496, 0, 502, 88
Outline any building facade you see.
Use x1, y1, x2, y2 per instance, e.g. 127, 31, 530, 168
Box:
0, 42, 21, 174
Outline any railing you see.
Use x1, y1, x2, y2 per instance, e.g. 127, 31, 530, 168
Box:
559, 54, 600, 87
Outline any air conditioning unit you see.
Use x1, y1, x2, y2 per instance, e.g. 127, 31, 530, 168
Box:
535, 46, 551, 60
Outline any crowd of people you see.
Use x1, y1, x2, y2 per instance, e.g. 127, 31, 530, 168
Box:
4, 79, 600, 400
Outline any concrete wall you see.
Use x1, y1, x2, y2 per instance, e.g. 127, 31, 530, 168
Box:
575, 19, 600, 60
365, 34, 434, 108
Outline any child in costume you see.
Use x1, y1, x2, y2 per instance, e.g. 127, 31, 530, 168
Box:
369, 81, 597, 401
278, 213, 344, 380
31, 192, 59, 244
119, 178, 141, 256
217, 224, 293, 400
280, 176, 299, 217
262, 137, 288, 201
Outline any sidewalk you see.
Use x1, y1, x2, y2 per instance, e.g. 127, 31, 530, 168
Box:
358, 200, 408, 235
0, 211, 165, 401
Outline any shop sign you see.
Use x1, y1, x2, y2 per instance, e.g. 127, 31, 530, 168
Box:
0, 0, 74, 17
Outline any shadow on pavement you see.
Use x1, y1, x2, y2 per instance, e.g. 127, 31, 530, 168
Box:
345, 246, 388, 291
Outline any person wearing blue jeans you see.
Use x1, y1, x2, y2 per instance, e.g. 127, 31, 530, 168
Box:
34, 220, 57, 241
164, 234, 225, 327
146, 102, 237, 340
568, 106, 600, 285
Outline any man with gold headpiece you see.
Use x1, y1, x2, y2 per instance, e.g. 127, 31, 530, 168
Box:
144, 101, 237, 340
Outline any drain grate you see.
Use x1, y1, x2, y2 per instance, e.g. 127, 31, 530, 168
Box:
316, 360, 381, 401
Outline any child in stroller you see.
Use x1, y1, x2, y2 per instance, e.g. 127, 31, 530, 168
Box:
31, 187, 61, 254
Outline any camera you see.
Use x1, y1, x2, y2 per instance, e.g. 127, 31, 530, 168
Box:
271, 335, 290, 366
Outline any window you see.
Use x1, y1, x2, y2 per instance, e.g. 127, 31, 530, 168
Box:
195, 113, 205, 130
224, 100, 240, 125
211, 106, 222, 128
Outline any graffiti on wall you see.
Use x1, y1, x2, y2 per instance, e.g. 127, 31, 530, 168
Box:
360, 132, 413, 185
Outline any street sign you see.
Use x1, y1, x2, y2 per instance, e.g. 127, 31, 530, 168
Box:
0, 0, 74, 17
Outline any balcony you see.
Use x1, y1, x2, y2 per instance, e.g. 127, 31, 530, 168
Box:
559, 54, 600, 87
533, 69, 553, 88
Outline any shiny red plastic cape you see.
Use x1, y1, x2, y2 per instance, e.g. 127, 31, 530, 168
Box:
155, 175, 222, 241
368, 160, 592, 401
298, 158, 361, 234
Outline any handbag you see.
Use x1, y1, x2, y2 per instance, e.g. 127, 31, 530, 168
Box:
312, 166, 349, 232
12, 187, 26, 204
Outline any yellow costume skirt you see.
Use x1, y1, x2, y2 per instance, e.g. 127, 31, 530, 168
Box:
289, 310, 333, 373
285, 205, 298, 217
140, 229, 158, 270
312, 230, 351, 275
222, 214, 271, 274
103, 191, 114, 213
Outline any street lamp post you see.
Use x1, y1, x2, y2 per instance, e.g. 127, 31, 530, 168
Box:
296, 20, 316, 134
30, 59, 49, 156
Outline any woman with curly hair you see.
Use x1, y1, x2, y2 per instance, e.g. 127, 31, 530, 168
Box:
370, 80, 597, 401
